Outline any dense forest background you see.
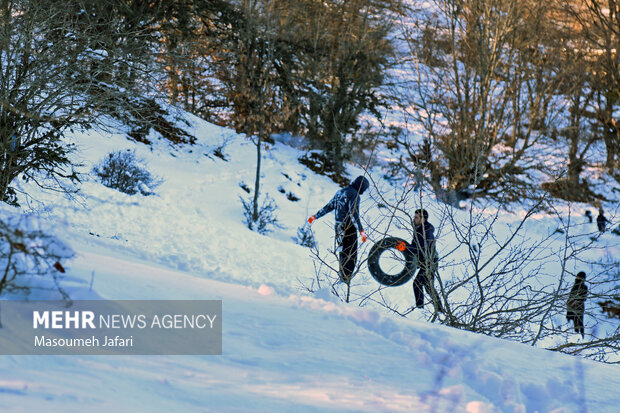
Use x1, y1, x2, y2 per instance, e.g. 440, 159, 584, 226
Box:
2, 0, 619, 206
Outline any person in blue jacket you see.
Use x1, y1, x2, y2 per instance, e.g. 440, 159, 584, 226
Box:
308, 176, 369, 283
407, 209, 444, 312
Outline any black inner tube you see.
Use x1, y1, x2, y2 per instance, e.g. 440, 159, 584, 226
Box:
367, 237, 417, 286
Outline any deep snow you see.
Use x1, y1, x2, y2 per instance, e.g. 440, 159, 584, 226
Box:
0, 112, 619, 412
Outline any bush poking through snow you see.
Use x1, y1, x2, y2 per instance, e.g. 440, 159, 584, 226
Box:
295, 224, 317, 248
0, 214, 73, 297
240, 194, 282, 235
93, 150, 160, 195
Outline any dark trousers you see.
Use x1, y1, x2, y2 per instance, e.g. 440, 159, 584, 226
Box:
413, 266, 444, 312
335, 221, 357, 282
567, 311, 585, 337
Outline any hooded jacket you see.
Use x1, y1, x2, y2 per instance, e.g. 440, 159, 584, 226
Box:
315, 176, 369, 231
408, 221, 438, 267
567, 273, 587, 317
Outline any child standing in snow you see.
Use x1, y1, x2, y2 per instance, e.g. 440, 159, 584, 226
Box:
308, 176, 369, 283
597, 208, 609, 233
406, 209, 444, 313
567, 271, 588, 338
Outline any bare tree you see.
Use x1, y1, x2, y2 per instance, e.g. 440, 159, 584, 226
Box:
1, 213, 73, 299
398, 193, 616, 361
293, 0, 403, 176
187, 0, 403, 182
158, 0, 234, 122
535, 204, 620, 362
396, 0, 569, 204
217, 0, 299, 229
0, 0, 162, 205
563, 0, 620, 177
1, 0, 85, 204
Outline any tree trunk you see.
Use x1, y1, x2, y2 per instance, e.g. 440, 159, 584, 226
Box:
603, 128, 618, 170
0, 170, 9, 203
252, 133, 262, 222
0, 147, 16, 203
567, 132, 582, 185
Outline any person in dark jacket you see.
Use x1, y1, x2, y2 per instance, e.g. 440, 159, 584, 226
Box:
567, 271, 587, 338
597, 208, 609, 233
407, 209, 444, 312
308, 176, 369, 283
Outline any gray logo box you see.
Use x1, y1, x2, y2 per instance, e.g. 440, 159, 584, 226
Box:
0, 300, 222, 355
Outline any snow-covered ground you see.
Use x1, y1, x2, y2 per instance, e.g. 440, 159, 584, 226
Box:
1, 113, 619, 412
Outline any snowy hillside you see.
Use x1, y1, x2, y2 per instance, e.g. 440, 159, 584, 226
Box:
1, 113, 619, 412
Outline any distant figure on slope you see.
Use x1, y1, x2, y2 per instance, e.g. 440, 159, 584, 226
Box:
584, 210, 593, 224
406, 209, 444, 313
597, 208, 609, 233
308, 176, 369, 283
567, 271, 588, 338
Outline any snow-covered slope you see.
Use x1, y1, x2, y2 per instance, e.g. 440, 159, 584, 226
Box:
2, 243, 620, 412
1, 114, 619, 412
